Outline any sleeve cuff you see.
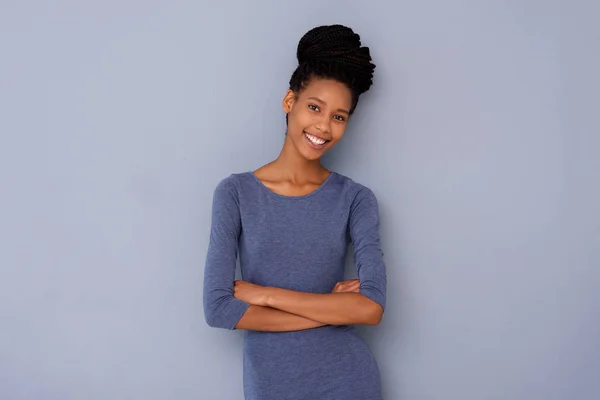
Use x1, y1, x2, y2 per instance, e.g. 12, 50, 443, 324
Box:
225, 298, 251, 330
360, 286, 386, 311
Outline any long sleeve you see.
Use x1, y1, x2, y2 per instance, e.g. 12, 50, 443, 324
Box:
349, 187, 387, 310
203, 177, 251, 329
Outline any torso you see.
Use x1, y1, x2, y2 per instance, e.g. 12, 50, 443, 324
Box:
226, 171, 383, 400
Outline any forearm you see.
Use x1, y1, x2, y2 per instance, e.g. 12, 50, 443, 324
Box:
234, 305, 326, 332
265, 288, 383, 326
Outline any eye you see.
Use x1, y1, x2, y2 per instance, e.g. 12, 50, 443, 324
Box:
334, 115, 346, 122
308, 104, 320, 112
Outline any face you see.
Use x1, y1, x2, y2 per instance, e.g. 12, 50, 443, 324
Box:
283, 78, 352, 161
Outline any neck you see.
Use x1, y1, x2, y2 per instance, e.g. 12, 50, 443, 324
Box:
271, 134, 328, 181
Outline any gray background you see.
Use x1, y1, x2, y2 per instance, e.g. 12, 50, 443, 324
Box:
1, 1, 598, 399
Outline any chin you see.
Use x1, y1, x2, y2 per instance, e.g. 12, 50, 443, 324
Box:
291, 139, 325, 161
299, 146, 328, 161
302, 153, 323, 161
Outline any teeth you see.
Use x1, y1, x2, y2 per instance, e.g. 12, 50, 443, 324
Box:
306, 133, 326, 145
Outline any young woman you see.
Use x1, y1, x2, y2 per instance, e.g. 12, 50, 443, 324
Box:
203, 24, 386, 400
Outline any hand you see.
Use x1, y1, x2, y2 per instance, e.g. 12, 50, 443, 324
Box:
234, 280, 269, 306
332, 279, 360, 294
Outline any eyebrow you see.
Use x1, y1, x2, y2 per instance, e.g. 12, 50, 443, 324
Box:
307, 97, 350, 115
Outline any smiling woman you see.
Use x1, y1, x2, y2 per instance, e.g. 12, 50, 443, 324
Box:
283, 79, 352, 157
202, 24, 386, 400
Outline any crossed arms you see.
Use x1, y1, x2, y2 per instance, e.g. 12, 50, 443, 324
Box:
203, 178, 386, 332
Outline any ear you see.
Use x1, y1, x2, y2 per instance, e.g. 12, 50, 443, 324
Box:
282, 90, 296, 114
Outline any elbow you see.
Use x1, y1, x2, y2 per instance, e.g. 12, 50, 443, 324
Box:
204, 308, 238, 330
203, 297, 229, 329
360, 298, 384, 326
365, 305, 383, 326
357, 287, 385, 326
204, 306, 222, 329
203, 294, 249, 330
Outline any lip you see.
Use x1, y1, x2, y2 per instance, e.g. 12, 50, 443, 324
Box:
303, 131, 330, 150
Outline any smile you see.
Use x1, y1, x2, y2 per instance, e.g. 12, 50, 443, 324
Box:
304, 132, 329, 147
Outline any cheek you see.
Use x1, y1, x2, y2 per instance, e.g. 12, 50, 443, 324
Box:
295, 107, 313, 122
290, 110, 314, 131
330, 124, 347, 141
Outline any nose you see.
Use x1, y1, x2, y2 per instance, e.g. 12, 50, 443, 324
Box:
315, 115, 332, 135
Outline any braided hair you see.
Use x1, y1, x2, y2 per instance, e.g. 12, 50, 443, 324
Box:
289, 24, 376, 115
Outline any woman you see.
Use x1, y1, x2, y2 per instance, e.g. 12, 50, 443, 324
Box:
203, 24, 386, 400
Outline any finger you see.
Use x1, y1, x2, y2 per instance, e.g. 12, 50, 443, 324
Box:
345, 281, 361, 293
333, 279, 360, 293
334, 285, 350, 293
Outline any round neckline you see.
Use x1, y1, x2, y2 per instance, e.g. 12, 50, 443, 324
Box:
247, 171, 337, 199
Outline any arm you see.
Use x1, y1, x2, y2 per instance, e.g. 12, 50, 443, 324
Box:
202, 178, 250, 329
235, 188, 387, 326
234, 305, 325, 332
233, 279, 360, 330
264, 289, 382, 326
202, 177, 325, 332
349, 187, 387, 318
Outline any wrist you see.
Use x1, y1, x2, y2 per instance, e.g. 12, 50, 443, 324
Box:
262, 286, 277, 307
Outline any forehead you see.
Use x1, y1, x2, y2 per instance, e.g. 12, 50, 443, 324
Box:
299, 78, 352, 108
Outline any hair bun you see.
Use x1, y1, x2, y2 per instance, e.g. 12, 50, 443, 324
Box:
297, 25, 359, 64
296, 24, 375, 94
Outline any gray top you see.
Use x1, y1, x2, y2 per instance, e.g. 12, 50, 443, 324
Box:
203, 171, 386, 400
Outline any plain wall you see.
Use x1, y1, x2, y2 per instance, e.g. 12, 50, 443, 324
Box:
1, 1, 598, 399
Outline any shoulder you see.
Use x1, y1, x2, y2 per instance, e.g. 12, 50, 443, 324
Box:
330, 171, 378, 203
212, 172, 255, 199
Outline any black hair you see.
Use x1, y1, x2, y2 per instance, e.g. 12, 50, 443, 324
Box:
288, 24, 376, 115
